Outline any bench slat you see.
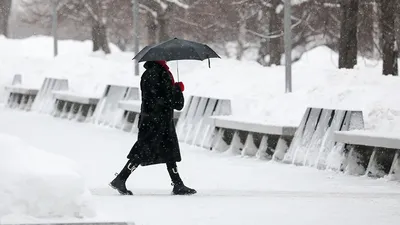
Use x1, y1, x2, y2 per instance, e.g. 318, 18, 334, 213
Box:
53, 91, 100, 105
213, 117, 297, 136
335, 131, 400, 150
5, 86, 39, 95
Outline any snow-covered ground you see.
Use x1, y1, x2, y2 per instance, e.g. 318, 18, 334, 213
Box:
0, 109, 400, 225
0, 133, 94, 220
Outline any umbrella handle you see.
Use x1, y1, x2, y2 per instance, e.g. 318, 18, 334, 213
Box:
176, 61, 180, 82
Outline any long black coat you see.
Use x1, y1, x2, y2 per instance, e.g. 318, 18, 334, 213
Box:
127, 61, 184, 166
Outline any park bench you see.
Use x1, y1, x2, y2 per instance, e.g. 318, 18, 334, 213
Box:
3, 74, 39, 111
211, 116, 297, 159
175, 95, 232, 146
117, 99, 182, 133
52, 84, 140, 124
334, 131, 400, 178
52, 91, 100, 121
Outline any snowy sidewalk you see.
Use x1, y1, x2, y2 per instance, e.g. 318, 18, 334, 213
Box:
0, 108, 400, 225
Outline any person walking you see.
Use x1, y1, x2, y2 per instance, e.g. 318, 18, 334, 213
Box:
110, 60, 196, 196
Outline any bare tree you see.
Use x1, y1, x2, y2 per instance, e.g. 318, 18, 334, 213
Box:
139, 0, 188, 44
338, 0, 359, 68
0, 0, 12, 37
20, 0, 120, 54
380, 0, 398, 75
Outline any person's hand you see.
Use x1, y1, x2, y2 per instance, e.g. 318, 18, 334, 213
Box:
175, 82, 185, 92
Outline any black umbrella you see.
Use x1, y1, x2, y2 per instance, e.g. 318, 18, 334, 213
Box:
133, 38, 220, 65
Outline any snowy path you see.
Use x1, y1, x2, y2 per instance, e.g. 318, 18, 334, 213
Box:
1, 108, 400, 225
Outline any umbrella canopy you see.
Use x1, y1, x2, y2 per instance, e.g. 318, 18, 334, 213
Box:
133, 38, 220, 62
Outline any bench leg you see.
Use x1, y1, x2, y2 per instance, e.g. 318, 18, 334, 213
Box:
6, 93, 13, 107
119, 111, 129, 131
365, 148, 377, 177
242, 133, 258, 157
11, 93, 22, 109
212, 128, 229, 152
60, 101, 69, 118
75, 104, 84, 122
389, 150, 400, 175
18, 95, 26, 110
257, 135, 270, 160
274, 137, 290, 162
67, 103, 76, 120
131, 113, 139, 133
26, 95, 35, 111
226, 131, 243, 155
85, 105, 95, 122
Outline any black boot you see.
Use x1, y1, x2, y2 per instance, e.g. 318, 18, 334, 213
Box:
167, 163, 197, 195
110, 160, 139, 195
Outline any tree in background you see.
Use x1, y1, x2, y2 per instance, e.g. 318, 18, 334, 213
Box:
0, 0, 12, 37
20, 0, 130, 54
380, 0, 398, 75
139, 0, 188, 44
13, 0, 400, 70
338, 0, 359, 69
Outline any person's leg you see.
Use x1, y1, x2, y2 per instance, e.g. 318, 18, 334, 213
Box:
166, 162, 197, 195
110, 159, 140, 195
166, 162, 183, 185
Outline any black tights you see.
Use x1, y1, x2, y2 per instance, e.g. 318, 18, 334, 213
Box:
117, 159, 183, 185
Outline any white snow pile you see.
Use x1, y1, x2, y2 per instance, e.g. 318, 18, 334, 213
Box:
0, 133, 95, 220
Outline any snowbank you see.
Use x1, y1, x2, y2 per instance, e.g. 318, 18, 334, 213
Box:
0, 133, 95, 221
0, 36, 399, 134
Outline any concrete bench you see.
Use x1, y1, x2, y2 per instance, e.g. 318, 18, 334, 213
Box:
334, 131, 400, 178
52, 91, 100, 122
176, 96, 232, 147
210, 116, 297, 159
117, 100, 182, 133
4, 85, 40, 111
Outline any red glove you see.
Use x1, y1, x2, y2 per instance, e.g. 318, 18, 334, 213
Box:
175, 82, 185, 92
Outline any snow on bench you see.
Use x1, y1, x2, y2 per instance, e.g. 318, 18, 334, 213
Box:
334, 130, 400, 179
3, 74, 40, 111
52, 90, 100, 121
210, 116, 297, 159
4, 86, 39, 110
53, 91, 100, 105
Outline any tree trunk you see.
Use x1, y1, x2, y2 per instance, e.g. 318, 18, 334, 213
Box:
89, 0, 111, 54
372, 1, 381, 58
158, 3, 174, 42
146, 12, 158, 45
236, 17, 247, 60
338, 0, 359, 69
92, 24, 100, 52
92, 23, 111, 54
268, 1, 283, 66
357, 2, 374, 57
158, 12, 169, 42
257, 11, 269, 66
0, 0, 12, 37
381, 0, 398, 75
257, 38, 269, 66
